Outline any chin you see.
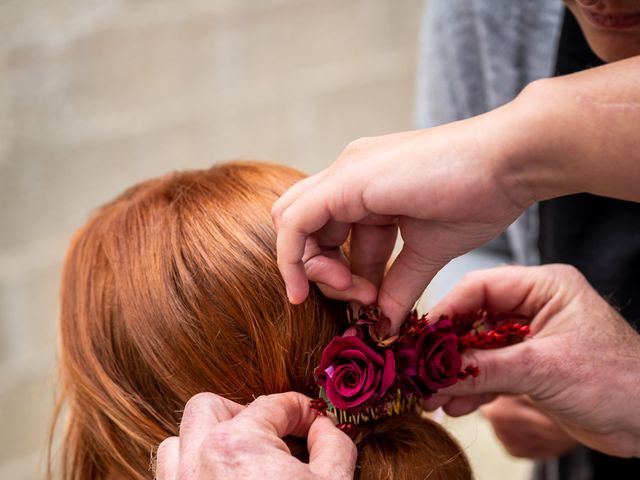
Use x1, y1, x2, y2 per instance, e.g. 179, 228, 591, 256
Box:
564, 1, 640, 62
584, 32, 640, 62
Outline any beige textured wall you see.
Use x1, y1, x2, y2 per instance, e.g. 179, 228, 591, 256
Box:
0, 1, 421, 477
0, 1, 530, 479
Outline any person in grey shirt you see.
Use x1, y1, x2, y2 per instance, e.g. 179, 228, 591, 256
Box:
416, 1, 639, 479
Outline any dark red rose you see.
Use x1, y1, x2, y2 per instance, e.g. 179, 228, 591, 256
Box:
315, 335, 396, 410
396, 318, 462, 396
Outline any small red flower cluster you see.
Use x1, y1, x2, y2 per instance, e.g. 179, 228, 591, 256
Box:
312, 306, 530, 425
454, 310, 530, 349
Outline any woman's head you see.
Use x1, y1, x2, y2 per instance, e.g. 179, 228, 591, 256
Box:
53, 161, 471, 479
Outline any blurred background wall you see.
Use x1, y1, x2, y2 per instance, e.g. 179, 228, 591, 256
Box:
0, 1, 530, 478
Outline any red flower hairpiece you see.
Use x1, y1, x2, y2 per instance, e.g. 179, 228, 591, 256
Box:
312, 305, 530, 438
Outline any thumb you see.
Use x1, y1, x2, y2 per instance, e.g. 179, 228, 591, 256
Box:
155, 436, 179, 480
307, 416, 357, 480
442, 342, 541, 396
378, 244, 443, 333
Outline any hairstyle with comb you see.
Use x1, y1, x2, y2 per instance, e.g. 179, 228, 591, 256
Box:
50, 161, 472, 480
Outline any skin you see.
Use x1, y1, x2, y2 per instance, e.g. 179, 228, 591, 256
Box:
443, 3, 640, 456
481, 1, 640, 455
564, 0, 640, 61
155, 392, 356, 480
272, 55, 640, 330
430, 265, 640, 458
480, 396, 578, 460
163, 5, 640, 475
271, 19, 640, 464
156, 267, 640, 478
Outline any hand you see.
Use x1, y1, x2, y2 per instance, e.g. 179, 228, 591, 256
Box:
272, 102, 531, 330
273, 58, 640, 332
481, 395, 578, 460
155, 392, 356, 480
431, 264, 640, 458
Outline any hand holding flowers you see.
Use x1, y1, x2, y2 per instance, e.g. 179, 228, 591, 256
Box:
430, 264, 640, 458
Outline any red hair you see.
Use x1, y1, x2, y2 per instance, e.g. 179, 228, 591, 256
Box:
50, 162, 472, 479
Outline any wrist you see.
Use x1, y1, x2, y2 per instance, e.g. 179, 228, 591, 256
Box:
489, 78, 582, 207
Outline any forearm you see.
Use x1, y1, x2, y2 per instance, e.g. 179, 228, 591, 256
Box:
502, 55, 640, 205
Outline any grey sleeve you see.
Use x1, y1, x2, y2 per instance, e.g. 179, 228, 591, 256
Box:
415, 0, 563, 129
414, 0, 559, 305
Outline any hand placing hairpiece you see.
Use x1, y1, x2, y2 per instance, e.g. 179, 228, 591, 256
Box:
312, 305, 530, 439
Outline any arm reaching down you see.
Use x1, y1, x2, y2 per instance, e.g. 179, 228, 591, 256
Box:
273, 56, 640, 331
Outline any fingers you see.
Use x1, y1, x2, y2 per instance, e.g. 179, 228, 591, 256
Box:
431, 265, 562, 319
481, 396, 550, 426
235, 392, 318, 439
308, 416, 357, 480
301, 219, 397, 305
275, 180, 368, 305
481, 395, 578, 459
276, 228, 312, 304
238, 393, 357, 479
304, 254, 355, 292
349, 222, 398, 288
314, 276, 378, 305
432, 266, 528, 317
377, 243, 442, 331
156, 436, 179, 480
179, 393, 244, 455
440, 342, 540, 396
422, 394, 451, 411
160, 391, 357, 479
442, 393, 498, 417
272, 173, 326, 229
301, 227, 368, 298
